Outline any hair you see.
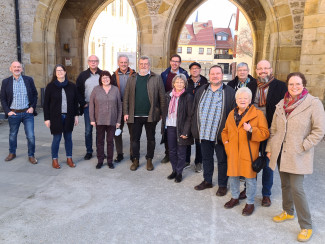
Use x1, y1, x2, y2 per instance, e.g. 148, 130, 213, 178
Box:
99, 70, 112, 86
139, 55, 151, 65
11, 61, 22, 66
235, 87, 252, 101
209, 65, 224, 74
50, 64, 67, 83
87, 55, 99, 62
237, 62, 249, 70
117, 54, 129, 63
286, 72, 307, 87
172, 74, 188, 89
170, 54, 181, 62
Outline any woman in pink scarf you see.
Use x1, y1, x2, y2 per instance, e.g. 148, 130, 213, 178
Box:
266, 72, 325, 242
161, 74, 193, 183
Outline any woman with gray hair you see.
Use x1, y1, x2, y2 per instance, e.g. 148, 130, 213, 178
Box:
222, 87, 269, 215
161, 74, 193, 183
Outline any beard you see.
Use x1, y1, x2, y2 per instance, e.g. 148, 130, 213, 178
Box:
139, 68, 149, 76
258, 75, 271, 83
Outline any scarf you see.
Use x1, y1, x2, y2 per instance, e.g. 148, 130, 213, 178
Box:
236, 77, 250, 90
169, 88, 185, 114
283, 88, 308, 117
257, 75, 274, 106
234, 105, 251, 127
54, 79, 68, 88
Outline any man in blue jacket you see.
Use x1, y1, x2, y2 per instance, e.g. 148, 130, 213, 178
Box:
160, 54, 189, 163
0, 61, 38, 164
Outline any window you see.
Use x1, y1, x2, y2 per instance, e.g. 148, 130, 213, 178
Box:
120, 0, 123, 16
187, 47, 192, 54
177, 47, 182, 53
217, 35, 222, 40
199, 48, 204, 54
187, 34, 191, 39
207, 48, 212, 55
222, 36, 227, 41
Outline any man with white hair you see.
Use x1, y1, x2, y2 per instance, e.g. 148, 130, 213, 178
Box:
76, 55, 102, 160
123, 56, 166, 171
111, 54, 135, 163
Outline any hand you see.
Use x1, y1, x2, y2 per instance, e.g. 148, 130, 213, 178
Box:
8, 111, 16, 116
26, 107, 34, 113
124, 115, 129, 122
44, 120, 50, 128
224, 141, 229, 144
243, 122, 252, 132
90, 122, 96, 127
180, 135, 188, 139
266, 152, 271, 160
84, 104, 88, 108
116, 123, 121, 128
74, 116, 79, 126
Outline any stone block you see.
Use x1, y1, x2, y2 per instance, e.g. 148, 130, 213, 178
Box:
279, 16, 293, 32
320, 0, 325, 13
158, 1, 171, 14
135, 1, 149, 16
290, 61, 300, 71
300, 55, 313, 65
274, 4, 291, 17
279, 30, 294, 45
313, 54, 325, 64
141, 33, 153, 44
300, 64, 325, 75
278, 47, 301, 60
304, 14, 325, 28
304, 0, 319, 15
302, 28, 317, 40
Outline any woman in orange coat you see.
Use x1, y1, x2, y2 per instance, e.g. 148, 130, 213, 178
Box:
222, 87, 269, 216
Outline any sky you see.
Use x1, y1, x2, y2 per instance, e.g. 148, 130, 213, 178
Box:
186, 0, 237, 28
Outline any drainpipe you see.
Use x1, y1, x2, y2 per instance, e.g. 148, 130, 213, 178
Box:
14, 0, 22, 62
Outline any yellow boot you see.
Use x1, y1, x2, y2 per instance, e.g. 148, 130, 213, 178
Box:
297, 229, 312, 242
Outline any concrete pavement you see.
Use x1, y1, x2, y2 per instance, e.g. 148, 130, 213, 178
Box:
0, 112, 324, 244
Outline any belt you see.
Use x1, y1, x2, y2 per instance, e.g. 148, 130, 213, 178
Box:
11, 108, 28, 113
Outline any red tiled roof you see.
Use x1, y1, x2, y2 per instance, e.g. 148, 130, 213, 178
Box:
183, 21, 215, 46
214, 28, 234, 49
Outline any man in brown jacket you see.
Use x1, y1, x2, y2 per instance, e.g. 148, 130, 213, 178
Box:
123, 56, 166, 171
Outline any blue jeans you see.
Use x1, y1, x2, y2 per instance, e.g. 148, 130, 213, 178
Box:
83, 106, 93, 154
8, 112, 35, 157
51, 114, 73, 159
230, 177, 257, 204
200, 140, 228, 186
262, 157, 273, 197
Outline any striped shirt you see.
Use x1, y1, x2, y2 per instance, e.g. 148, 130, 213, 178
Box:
10, 76, 29, 110
199, 84, 223, 141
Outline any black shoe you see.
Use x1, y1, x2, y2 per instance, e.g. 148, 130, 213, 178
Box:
161, 155, 170, 163
104, 154, 107, 159
96, 162, 103, 169
167, 171, 177, 180
175, 174, 182, 183
114, 154, 124, 163
84, 153, 92, 160
108, 163, 115, 169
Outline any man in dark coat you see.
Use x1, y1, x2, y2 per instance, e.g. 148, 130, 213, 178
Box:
254, 59, 287, 207
160, 54, 189, 164
0, 61, 38, 164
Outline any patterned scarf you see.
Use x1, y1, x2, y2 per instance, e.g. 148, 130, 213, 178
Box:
283, 88, 308, 117
257, 75, 274, 106
234, 105, 251, 127
169, 88, 185, 114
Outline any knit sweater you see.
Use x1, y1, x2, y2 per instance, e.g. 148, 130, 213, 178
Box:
134, 74, 150, 116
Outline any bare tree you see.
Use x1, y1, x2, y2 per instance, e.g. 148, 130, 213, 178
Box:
236, 26, 253, 58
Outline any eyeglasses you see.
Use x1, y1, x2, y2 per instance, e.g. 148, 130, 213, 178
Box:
256, 67, 271, 71
88, 60, 99, 63
170, 60, 180, 63
288, 83, 303, 87
102, 77, 110, 80
56, 69, 65, 72
139, 63, 149, 66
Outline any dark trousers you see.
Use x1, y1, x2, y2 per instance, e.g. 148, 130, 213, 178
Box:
186, 140, 202, 164
96, 125, 115, 164
132, 117, 157, 159
167, 126, 186, 174
200, 140, 228, 186
114, 116, 133, 157
163, 129, 169, 157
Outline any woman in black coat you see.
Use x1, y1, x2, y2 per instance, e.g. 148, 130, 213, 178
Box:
161, 74, 193, 183
43, 64, 79, 169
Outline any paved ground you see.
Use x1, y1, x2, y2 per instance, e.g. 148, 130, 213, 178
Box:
0, 112, 324, 244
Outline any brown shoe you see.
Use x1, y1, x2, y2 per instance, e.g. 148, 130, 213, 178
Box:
262, 196, 271, 207
239, 189, 247, 200
28, 156, 38, 164
216, 186, 227, 196
242, 204, 255, 216
52, 159, 60, 169
5, 153, 16, 161
130, 159, 139, 171
194, 181, 213, 190
224, 198, 239, 209
146, 158, 154, 171
67, 158, 76, 168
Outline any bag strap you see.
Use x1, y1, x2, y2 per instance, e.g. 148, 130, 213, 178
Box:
246, 131, 253, 164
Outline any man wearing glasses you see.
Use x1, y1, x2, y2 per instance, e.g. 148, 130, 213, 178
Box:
254, 59, 287, 207
76, 55, 102, 160
123, 56, 166, 171
160, 54, 189, 164
0, 61, 38, 164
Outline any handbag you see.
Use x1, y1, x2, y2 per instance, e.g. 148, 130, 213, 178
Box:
246, 131, 267, 173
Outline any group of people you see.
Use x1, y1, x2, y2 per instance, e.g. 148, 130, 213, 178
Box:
1, 55, 325, 242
